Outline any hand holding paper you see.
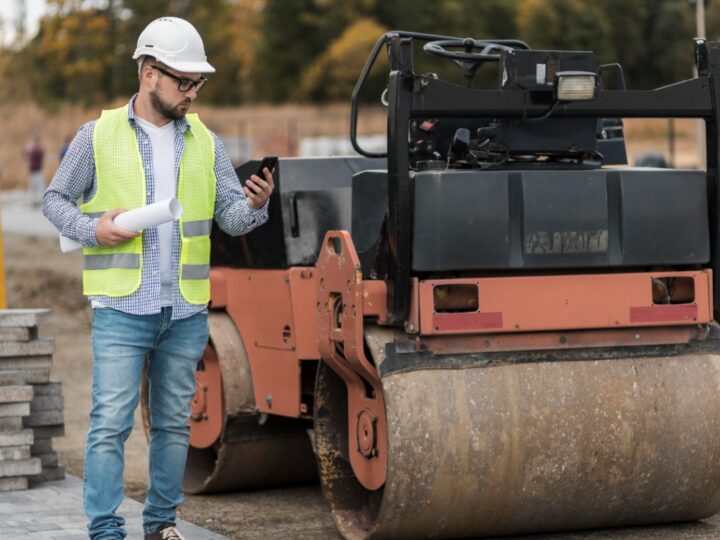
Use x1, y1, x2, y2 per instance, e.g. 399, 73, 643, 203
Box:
95, 208, 142, 247
59, 198, 183, 253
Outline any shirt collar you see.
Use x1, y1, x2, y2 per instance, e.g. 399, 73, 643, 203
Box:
127, 93, 191, 134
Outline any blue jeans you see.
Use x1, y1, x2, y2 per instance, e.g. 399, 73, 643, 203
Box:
84, 307, 209, 539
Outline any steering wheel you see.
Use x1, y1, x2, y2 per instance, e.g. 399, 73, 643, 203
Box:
423, 38, 527, 84
424, 38, 516, 62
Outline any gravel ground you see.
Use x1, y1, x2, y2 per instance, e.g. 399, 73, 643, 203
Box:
5, 231, 720, 540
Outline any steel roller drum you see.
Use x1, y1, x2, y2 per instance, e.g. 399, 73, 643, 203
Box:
182, 312, 317, 493
143, 312, 317, 494
315, 336, 720, 539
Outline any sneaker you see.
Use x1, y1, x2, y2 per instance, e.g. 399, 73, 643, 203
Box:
144, 523, 186, 540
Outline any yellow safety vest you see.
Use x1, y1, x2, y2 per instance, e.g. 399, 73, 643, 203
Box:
80, 105, 216, 304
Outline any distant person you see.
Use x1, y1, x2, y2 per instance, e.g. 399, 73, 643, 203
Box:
23, 135, 45, 205
42, 16, 275, 540
634, 150, 669, 168
58, 135, 71, 163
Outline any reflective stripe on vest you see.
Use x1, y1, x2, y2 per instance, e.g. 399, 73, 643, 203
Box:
182, 264, 211, 280
84, 254, 141, 270
80, 105, 216, 303
182, 219, 213, 237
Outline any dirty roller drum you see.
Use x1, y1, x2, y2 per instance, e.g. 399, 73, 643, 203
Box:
141, 312, 317, 493
315, 331, 720, 539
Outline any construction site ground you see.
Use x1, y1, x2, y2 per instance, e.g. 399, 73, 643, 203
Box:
5, 189, 720, 540
0, 475, 226, 539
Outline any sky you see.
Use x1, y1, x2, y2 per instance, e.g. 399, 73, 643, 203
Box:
1, 0, 47, 46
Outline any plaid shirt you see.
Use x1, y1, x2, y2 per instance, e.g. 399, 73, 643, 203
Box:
42, 95, 268, 320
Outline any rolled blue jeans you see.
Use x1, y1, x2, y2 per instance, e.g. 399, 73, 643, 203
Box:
84, 307, 209, 539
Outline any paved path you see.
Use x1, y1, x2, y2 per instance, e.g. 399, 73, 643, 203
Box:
0, 474, 227, 539
0, 189, 57, 238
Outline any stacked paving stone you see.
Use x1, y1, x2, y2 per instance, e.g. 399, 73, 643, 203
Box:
0, 384, 37, 491
26, 381, 65, 485
0, 309, 65, 490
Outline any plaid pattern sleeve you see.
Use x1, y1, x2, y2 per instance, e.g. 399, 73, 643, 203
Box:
40, 97, 267, 320
212, 133, 269, 235
42, 122, 101, 248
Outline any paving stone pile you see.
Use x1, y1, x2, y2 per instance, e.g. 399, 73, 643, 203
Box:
0, 309, 65, 490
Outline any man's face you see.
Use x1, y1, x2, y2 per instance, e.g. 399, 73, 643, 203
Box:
148, 64, 204, 121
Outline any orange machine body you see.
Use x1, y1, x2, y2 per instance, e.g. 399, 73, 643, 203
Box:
208, 261, 713, 423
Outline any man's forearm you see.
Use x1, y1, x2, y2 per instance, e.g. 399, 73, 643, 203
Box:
215, 197, 268, 236
211, 132, 270, 236
42, 190, 99, 248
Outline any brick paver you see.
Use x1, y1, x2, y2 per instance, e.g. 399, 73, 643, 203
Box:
0, 474, 227, 539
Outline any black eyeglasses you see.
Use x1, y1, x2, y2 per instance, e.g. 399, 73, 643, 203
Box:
151, 65, 207, 93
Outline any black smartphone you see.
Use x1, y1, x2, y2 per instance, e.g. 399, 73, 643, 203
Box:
253, 156, 277, 180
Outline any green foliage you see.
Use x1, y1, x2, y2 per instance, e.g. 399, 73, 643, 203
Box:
0, 0, 712, 106
637, 0, 696, 87
183, 0, 246, 105
221, 0, 265, 103
21, 6, 114, 105
252, 0, 333, 103
295, 18, 388, 102
517, 0, 613, 61
517, 0, 695, 89
377, 0, 519, 39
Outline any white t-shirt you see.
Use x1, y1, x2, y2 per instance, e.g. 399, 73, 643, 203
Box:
135, 116, 176, 307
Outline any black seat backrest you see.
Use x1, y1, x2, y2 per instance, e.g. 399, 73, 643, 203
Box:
211, 156, 385, 269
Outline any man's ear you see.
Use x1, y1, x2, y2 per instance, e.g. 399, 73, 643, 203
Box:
141, 63, 152, 79
138, 58, 154, 86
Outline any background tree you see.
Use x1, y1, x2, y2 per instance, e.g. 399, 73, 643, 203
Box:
630, 0, 695, 88
0, 0, 713, 107
20, 5, 113, 105
183, 0, 247, 104
252, 0, 335, 102
226, 0, 265, 103
517, 0, 614, 63
516, 0, 695, 89
295, 17, 388, 102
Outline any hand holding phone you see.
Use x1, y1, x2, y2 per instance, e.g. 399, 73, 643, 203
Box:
245, 156, 277, 209
254, 156, 277, 180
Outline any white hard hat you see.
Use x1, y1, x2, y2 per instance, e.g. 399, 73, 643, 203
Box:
133, 17, 215, 73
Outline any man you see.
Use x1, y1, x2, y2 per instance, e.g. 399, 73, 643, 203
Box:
24, 135, 45, 205
58, 135, 71, 162
42, 17, 274, 540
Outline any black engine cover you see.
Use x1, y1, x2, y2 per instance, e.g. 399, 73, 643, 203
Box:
409, 168, 709, 271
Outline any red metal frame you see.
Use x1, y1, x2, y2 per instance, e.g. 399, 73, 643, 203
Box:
210, 268, 310, 418
422, 326, 700, 355
188, 343, 223, 448
315, 231, 388, 491
418, 271, 712, 335
209, 269, 227, 308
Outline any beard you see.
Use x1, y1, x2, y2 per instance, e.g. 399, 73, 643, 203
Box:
149, 87, 191, 120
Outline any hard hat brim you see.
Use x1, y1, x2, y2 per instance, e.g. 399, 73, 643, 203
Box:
133, 50, 216, 74
162, 60, 216, 74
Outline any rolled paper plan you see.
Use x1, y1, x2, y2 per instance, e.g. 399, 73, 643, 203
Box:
59, 198, 183, 253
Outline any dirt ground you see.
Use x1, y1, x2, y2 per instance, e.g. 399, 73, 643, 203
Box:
6, 231, 720, 540
3, 233, 340, 540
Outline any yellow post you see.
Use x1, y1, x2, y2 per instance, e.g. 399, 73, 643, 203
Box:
0, 210, 7, 308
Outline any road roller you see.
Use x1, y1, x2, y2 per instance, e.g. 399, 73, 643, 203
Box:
143, 32, 720, 538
